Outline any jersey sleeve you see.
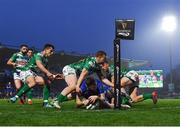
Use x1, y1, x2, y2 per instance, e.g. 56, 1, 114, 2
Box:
10, 53, 17, 62
84, 61, 95, 72
34, 54, 42, 62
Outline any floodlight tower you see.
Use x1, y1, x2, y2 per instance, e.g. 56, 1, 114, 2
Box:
161, 15, 177, 92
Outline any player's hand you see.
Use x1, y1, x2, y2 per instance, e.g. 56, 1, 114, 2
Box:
88, 96, 98, 104
54, 74, 64, 80
46, 72, 54, 80
12, 63, 17, 68
76, 86, 81, 93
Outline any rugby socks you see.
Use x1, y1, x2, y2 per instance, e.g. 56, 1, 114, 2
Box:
142, 93, 152, 100
26, 88, 33, 100
16, 83, 31, 98
43, 85, 50, 103
121, 96, 129, 104
57, 94, 68, 103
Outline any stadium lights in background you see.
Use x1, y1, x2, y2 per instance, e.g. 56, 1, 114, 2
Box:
161, 15, 177, 32
161, 15, 177, 94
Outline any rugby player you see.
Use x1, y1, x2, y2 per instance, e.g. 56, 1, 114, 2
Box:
52, 51, 114, 109
76, 77, 130, 109
76, 77, 105, 109
10, 44, 61, 107
101, 61, 158, 105
7, 44, 32, 105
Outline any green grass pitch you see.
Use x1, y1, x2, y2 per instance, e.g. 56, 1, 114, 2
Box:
0, 99, 180, 126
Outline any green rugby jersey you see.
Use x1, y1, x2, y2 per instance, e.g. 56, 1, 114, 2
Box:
27, 52, 48, 73
10, 52, 29, 72
104, 64, 129, 81
69, 57, 101, 75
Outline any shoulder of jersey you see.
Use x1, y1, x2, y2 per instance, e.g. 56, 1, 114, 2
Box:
16, 52, 23, 57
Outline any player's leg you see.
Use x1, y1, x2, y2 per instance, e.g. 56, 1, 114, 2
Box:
17, 76, 36, 97
43, 84, 50, 103
10, 71, 36, 103
121, 76, 134, 88
67, 91, 76, 100
34, 75, 53, 108
14, 75, 25, 104
35, 75, 45, 85
129, 87, 143, 102
35, 75, 50, 106
52, 66, 77, 109
26, 89, 33, 105
58, 66, 77, 102
14, 79, 22, 90
120, 77, 135, 106
43, 83, 52, 107
57, 74, 77, 103
130, 87, 158, 104
25, 72, 36, 105
120, 76, 133, 97
120, 71, 140, 105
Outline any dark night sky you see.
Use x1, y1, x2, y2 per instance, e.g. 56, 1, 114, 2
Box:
0, 0, 180, 74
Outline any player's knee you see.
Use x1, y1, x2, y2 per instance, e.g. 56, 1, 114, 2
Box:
69, 84, 76, 90
130, 96, 138, 102
16, 85, 21, 90
26, 77, 36, 87
38, 80, 45, 85
35, 77, 45, 85
29, 81, 36, 87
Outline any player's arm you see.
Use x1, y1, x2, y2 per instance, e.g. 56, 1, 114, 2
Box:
88, 94, 105, 103
76, 68, 88, 92
96, 70, 114, 87
7, 54, 16, 67
76, 89, 90, 107
7, 59, 16, 67
54, 73, 64, 80
88, 81, 105, 103
76, 94, 83, 107
101, 78, 114, 87
76, 94, 89, 107
36, 60, 53, 77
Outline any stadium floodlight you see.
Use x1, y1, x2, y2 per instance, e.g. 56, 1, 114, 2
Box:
161, 15, 177, 94
161, 15, 177, 32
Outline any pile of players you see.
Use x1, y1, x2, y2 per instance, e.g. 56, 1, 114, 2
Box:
7, 43, 158, 109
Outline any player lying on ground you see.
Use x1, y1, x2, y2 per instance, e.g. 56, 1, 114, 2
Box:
76, 77, 131, 109
10, 44, 62, 107
76, 77, 106, 109
101, 61, 158, 106
52, 51, 114, 109
7, 44, 33, 105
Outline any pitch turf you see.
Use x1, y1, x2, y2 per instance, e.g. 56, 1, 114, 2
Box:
0, 99, 180, 126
